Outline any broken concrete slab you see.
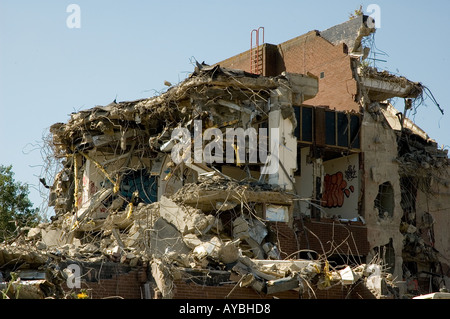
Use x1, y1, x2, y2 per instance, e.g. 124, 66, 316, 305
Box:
182, 233, 204, 250
151, 258, 173, 299
232, 216, 267, 244
412, 292, 450, 299
339, 266, 357, 285
218, 240, 241, 264
262, 242, 281, 259
172, 177, 294, 212
148, 217, 191, 257
266, 276, 300, 295
41, 229, 65, 248
252, 259, 321, 278
233, 217, 250, 240
159, 195, 215, 235
192, 236, 222, 260
232, 216, 267, 259
26, 227, 42, 240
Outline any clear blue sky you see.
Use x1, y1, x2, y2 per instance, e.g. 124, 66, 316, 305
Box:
1, 0, 449, 218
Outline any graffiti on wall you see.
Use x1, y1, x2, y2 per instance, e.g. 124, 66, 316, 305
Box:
344, 164, 357, 181
322, 171, 355, 208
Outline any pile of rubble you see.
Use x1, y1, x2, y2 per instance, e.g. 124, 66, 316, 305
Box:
397, 133, 449, 177
1, 174, 397, 299
1, 64, 400, 299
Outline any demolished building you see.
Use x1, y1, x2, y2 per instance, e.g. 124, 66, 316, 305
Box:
1, 15, 449, 299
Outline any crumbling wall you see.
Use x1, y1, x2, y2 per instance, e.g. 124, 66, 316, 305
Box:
416, 172, 450, 262
359, 96, 449, 296
217, 14, 448, 299
361, 108, 404, 279
408, 165, 450, 291
320, 14, 375, 55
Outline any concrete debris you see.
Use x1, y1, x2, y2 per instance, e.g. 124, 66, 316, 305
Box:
339, 266, 357, 285
192, 236, 222, 260
412, 292, 450, 299
159, 196, 216, 236
218, 240, 241, 264
151, 258, 174, 299
26, 227, 42, 240
148, 217, 191, 257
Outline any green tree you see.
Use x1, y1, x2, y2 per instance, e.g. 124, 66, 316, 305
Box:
0, 165, 39, 241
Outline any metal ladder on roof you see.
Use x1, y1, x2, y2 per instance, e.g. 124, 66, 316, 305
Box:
250, 27, 264, 75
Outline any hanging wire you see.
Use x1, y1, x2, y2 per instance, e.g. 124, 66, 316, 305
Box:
422, 86, 444, 115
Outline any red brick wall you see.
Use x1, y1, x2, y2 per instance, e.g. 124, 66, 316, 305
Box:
62, 220, 370, 300
65, 268, 376, 299
267, 219, 370, 260
303, 283, 376, 299
277, 32, 359, 111
87, 268, 146, 299
172, 278, 375, 299
170, 218, 372, 300
219, 49, 252, 74
217, 43, 281, 78
172, 280, 299, 299
63, 265, 147, 299
218, 31, 360, 112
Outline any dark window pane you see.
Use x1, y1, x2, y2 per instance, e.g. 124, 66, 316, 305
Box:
337, 112, 349, 147
325, 111, 336, 145
350, 114, 360, 149
294, 106, 300, 140
302, 107, 313, 142
295, 144, 302, 176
